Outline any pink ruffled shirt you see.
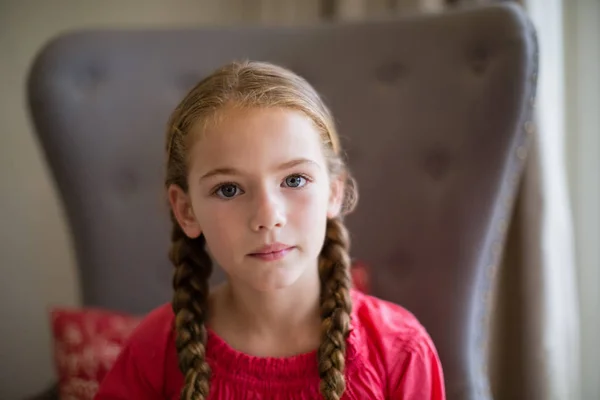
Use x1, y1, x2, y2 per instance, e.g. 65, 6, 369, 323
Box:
95, 289, 445, 399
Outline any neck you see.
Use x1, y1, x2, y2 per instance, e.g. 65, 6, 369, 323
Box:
220, 268, 322, 339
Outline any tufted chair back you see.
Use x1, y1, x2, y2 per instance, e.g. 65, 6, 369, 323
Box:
27, 4, 537, 399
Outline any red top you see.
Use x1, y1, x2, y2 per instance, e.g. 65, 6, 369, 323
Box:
95, 289, 445, 399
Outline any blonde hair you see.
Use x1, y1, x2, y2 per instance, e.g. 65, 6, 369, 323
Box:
165, 60, 357, 400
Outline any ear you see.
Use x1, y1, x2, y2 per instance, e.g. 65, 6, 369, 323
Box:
327, 175, 345, 219
168, 184, 202, 238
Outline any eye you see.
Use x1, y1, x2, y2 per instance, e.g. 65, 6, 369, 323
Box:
215, 183, 243, 199
283, 174, 308, 189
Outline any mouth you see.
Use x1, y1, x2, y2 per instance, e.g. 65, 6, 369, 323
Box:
248, 243, 295, 262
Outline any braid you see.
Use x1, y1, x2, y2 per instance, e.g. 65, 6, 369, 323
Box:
170, 218, 213, 400
317, 217, 353, 400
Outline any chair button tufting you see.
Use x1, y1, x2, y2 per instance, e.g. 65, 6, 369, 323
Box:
422, 147, 451, 181
375, 62, 406, 85
470, 45, 489, 74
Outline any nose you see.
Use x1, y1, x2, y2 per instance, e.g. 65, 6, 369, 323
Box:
249, 189, 286, 232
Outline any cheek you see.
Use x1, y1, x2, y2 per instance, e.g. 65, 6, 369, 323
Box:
190, 198, 244, 260
287, 186, 329, 233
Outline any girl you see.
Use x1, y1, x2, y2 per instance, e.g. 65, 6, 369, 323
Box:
95, 61, 445, 400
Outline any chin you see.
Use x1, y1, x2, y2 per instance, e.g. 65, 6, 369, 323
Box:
225, 250, 319, 293
250, 270, 305, 292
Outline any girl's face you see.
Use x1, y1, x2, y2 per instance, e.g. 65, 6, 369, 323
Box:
169, 107, 343, 292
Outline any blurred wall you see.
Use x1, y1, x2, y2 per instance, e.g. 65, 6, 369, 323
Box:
0, 1, 320, 398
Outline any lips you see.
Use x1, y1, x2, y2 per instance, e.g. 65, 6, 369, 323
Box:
248, 243, 295, 261
250, 242, 291, 254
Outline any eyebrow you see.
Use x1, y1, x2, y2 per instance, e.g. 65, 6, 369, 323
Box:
199, 158, 321, 181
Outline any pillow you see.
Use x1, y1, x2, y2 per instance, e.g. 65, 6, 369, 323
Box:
350, 260, 370, 293
50, 307, 141, 400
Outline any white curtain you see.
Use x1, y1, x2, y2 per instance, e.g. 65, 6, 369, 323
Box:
563, 1, 600, 399
520, 0, 581, 398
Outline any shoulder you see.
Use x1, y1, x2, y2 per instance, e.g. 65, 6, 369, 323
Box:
95, 303, 177, 399
123, 302, 177, 373
351, 289, 432, 347
350, 290, 445, 397
128, 302, 175, 349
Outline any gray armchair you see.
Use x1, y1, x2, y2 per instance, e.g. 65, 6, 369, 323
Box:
26, 3, 537, 399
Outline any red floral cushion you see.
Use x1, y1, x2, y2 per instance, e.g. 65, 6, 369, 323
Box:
351, 260, 370, 293
50, 307, 141, 400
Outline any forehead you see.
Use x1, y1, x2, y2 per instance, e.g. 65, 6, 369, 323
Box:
189, 107, 325, 171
